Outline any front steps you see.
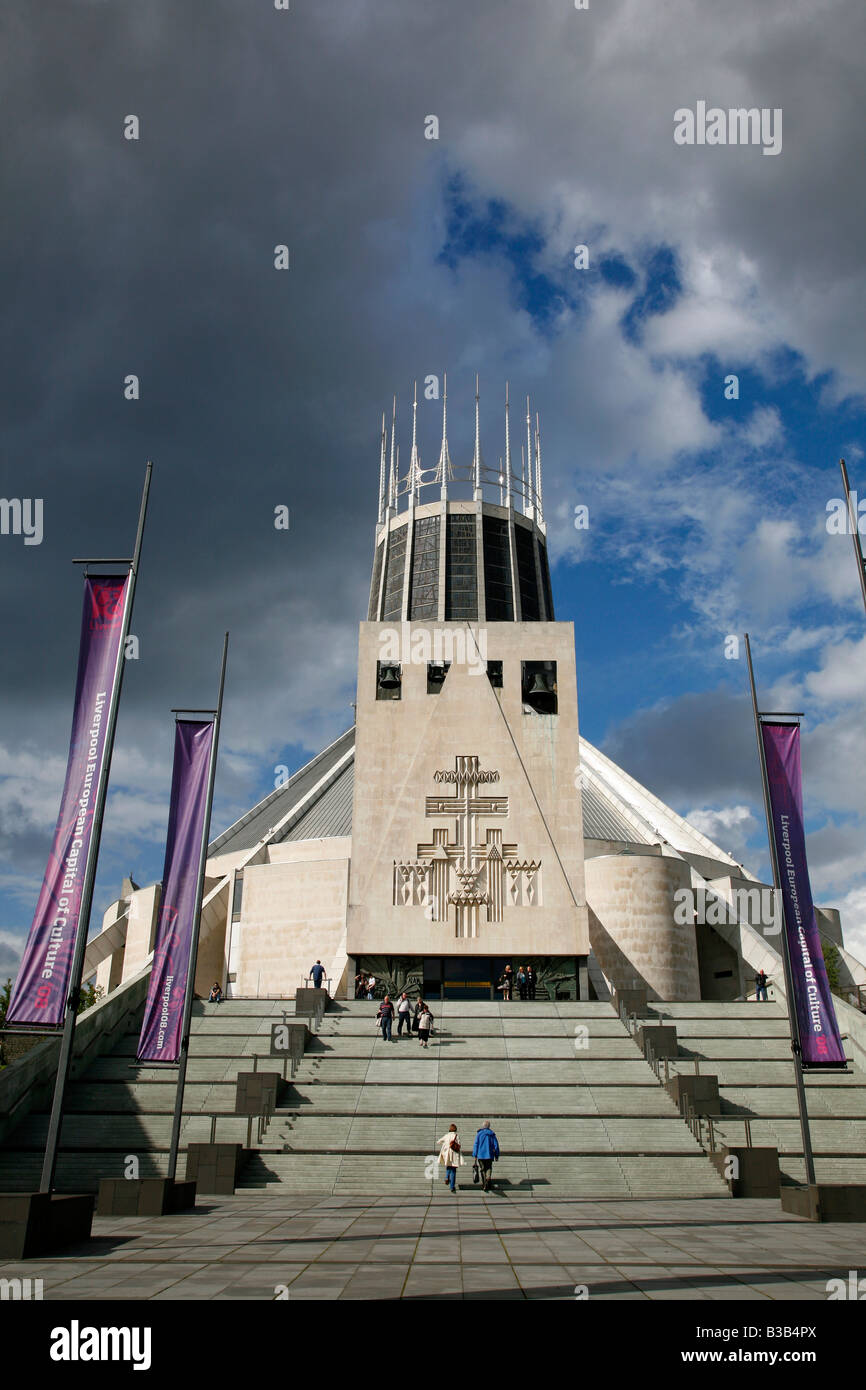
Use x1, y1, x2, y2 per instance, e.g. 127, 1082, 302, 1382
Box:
649, 1002, 866, 1186
3, 996, 862, 1199
238, 1000, 729, 1197
0, 998, 295, 1193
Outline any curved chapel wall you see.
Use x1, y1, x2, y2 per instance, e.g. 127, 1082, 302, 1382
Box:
585, 852, 700, 1001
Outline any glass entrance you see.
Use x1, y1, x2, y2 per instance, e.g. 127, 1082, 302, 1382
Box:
443, 957, 495, 1001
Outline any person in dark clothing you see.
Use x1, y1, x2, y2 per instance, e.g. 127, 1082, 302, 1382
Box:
208, 982, 223, 1003
525, 965, 537, 1000
755, 969, 769, 1002
516, 966, 527, 1001
354, 971, 365, 999
499, 965, 513, 1002
472, 1120, 500, 1192
412, 998, 426, 1033
377, 995, 395, 1041
309, 960, 326, 989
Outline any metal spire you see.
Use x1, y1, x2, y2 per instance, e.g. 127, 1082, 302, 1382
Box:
409, 380, 420, 504
526, 395, 534, 516
520, 444, 527, 514
377, 411, 387, 525
473, 374, 482, 499
437, 372, 452, 497
504, 381, 513, 510
388, 395, 397, 510
535, 410, 543, 524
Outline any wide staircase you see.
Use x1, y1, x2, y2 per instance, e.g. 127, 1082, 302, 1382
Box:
0, 999, 293, 1192
649, 1001, 866, 1186
240, 999, 729, 1197
3, 997, 863, 1197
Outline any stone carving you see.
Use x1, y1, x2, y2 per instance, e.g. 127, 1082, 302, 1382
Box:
393, 755, 541, 938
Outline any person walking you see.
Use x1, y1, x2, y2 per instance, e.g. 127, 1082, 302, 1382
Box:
418, 1003, 434, 1048
525, 965, 537, 1000
472, 1120, 500, 1192
309, 960, 326, 989
755, 969, 769, 1002
396, 991, 412, 1037
516, 965, 527, 1001
412, 998, 425, 1034
437, 1123, 464, 1193
377, 994, 395, 1041
499, 965, 513, 1002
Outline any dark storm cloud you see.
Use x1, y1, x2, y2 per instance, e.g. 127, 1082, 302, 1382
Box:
601, 686, 759, 809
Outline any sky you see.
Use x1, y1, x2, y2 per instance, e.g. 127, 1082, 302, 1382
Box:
1, 0, 865, 979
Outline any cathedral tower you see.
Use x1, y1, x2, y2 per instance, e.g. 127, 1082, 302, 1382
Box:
347, 379, 590, 1001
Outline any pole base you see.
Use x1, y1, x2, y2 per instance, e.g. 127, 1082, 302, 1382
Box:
185, 1144, 248, 1194
781, 1183, 866, 1222
710, 1146, 781, 1198
0, 1192, 94, 1259
96, 1177, 197, 1217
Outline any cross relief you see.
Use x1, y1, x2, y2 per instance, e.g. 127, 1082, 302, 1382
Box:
393, 754, 541, 938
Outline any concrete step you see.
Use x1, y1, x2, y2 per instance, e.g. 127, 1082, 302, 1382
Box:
238, 1152, 729, 1198
647, 1011, 789, 1023
4, 995, 861, 1202
266, 1115, 709, 1154
667, 1060, 859, 1085
721, 1086, 866, 1118
10, 1113, 255, 1147
711, 1117, 866, 1152
279, 1084, 684, 1116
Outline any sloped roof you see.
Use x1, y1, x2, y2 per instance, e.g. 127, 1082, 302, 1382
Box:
208, 726, 354, 856
208, 724, 737, 871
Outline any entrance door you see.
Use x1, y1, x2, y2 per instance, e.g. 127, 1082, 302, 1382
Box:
442, 957, 495, 1001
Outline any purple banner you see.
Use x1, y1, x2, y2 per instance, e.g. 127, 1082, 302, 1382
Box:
137, 720, 214, 1063
7, 576, 129, 1027
761, 722, 846, 1068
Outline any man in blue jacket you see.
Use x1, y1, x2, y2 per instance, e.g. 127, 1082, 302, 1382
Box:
472, 1121, 500, 1192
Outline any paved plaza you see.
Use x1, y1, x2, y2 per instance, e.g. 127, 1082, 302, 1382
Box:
2, 1192, 865, 1300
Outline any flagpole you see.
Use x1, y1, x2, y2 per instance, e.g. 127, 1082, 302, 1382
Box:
744, 632, 816, 1187
840, 459, 866, 618
166, 632, 229, 1183
40, 462, 153, 1194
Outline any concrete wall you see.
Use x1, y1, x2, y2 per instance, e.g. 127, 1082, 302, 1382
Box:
347, 620, 588, 958
695, 923, 744, 1000
120, 883, 160, 984
0, 965, 151, 1146
234, 839, 351, 996
585, 852, 700, 1001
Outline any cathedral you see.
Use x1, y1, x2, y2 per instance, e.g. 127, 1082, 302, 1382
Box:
87, 383, 849, 1008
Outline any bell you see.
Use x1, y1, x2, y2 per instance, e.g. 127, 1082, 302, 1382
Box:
378, 664, 401, 688
528, 672, 551, 697
428, 663, 447, 683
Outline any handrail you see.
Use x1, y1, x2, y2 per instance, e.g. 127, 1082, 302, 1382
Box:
693, 1114, 755, 1154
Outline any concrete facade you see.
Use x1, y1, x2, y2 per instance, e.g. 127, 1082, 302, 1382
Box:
585, 852, 701, 1001
233, 840, 351, 998
347, 620, 588, 960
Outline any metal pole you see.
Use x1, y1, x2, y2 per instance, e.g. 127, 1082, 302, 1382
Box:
840, 460, 866, 618
744, 633, 816, 1186
40, 463, 152, 1193
166, 632, 229, 1182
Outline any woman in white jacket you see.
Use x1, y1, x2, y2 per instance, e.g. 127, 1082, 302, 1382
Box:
437, 1123, 465, 1193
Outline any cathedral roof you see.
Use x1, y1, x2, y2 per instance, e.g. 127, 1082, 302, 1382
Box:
208, 725, 740, 874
